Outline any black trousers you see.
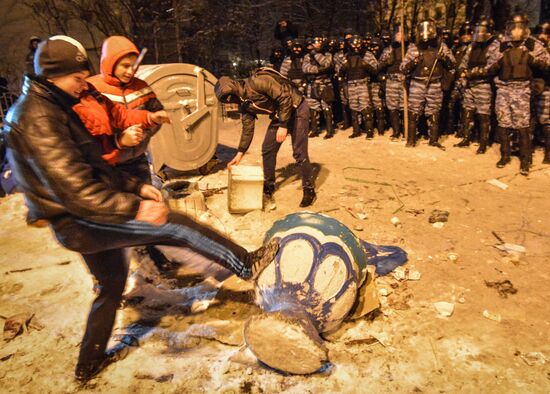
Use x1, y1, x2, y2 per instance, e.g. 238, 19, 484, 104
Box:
261, 100, 313, 190
51, 212, 250, 366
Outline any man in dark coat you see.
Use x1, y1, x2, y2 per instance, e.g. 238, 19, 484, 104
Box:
215, 67, 316, 207
3, 35, 278, 382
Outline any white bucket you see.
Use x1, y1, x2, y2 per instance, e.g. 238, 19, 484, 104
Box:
228, 165, 264, 213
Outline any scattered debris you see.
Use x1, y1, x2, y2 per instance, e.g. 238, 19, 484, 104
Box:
484, 280, 517, 298
519, 352, 547, 366
487, 179, 509, 190
482, 309, 502, 322
168, 190, 207, 219
433, 302, 454, 317
429, 210, 449, 223
135, 373, 174, 383
391, 217, 401, 227
392, 266, 421, 281
405, 209, 424, 216
447, 253, 459, 262
2, 312, 43, 341
495, 243, 526, 254
378, 288, 392, 297
491, 231, 506, 244
346, 207, 367, 220
344, 336, 381, 347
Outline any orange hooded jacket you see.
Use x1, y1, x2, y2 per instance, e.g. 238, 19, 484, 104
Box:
87, 36, 162, 112
73, 83, 155, 165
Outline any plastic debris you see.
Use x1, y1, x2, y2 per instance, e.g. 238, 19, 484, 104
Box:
432, 222, 445, 229
429, 210, 449, 223
391, 266, 420, 281
520, 352, 547, 366
433, 302, 454, 317
482, 309, 501, 322
487, 179, 509, 190
2, 312, 43, 341
447, 253, 459, 262
360, 241, 408, 276
391, 217, 401, 227
495, 243, 526, 254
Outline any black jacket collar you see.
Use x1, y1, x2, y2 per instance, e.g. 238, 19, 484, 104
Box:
22, 73, 80, 109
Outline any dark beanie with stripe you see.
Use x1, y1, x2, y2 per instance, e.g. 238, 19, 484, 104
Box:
34, 35, 91, 78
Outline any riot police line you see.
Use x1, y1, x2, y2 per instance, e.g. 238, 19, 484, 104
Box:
269, 15, 550, 176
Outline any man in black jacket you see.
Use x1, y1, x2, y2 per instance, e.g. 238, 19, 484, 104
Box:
3, 36, 278, 382
215, 68, 316, 207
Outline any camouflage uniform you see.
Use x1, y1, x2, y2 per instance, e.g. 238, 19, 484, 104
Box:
533, 43, 550, 163
280, 56, 307, 95
454, 38, 500, 153
400, 41, 456, 148
334, 50, 351, 129
379, 43, 409, 138
340, 50, 378, 138
302, 51, 335, 138
485, 36, 550, 173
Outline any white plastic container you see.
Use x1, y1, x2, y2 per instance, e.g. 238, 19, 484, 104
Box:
228, 165, 264, 213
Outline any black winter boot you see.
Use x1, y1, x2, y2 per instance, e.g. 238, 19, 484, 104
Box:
299, 187, 317, 207
362, 108, 375, 139
454, 109, 475, 147
428, 113, 445, 150
340, 104, 351, 129
376, 107, 385, 135
309, 110, 321, 137
389, 110, 401, 139
323, 108, 335, 139
543, 124, 550, 164
349, 110, 362, 138
496, 127, 512, 168
406, 112, 418, 147
518, 127, 532, 176
476, 114, 490, 154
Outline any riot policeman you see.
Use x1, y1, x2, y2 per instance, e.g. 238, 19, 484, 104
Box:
303, 35, 336, 139
454, 17, 498, 154
485, 14, 550, 175
339, 35, 378, 139
401, 19, 456, 148
378, 24, 410, 140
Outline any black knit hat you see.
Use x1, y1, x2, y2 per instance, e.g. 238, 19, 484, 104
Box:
34, 35, 91, 77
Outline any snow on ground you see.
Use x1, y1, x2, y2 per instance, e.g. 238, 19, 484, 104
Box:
1, 116, 550, 393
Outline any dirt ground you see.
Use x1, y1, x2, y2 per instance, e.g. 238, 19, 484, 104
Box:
1, 116, 549, 393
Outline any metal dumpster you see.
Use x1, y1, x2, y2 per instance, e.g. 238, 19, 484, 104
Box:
135, 64, 219, 174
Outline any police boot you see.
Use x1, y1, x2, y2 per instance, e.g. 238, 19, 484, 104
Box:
406, 112, 418, 147
323, 108, 335, 139
428, 114, 445, 150
455, 108, 468, 139
361, 108, 375, 139
309, 110, 321, 137
496, 127, 512, 168
389, 110, 401, 140
518, 127, 532, 176
376, 107, 385, 135
299, 187, 317, 207
454, 109, 475, 147
543, 124, 550, 164
349, 110, 362, 138
476, 114, 490, 154
340, 104, 351, 129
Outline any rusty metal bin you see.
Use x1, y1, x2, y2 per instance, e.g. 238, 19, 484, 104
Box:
135, 64, 219, 174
